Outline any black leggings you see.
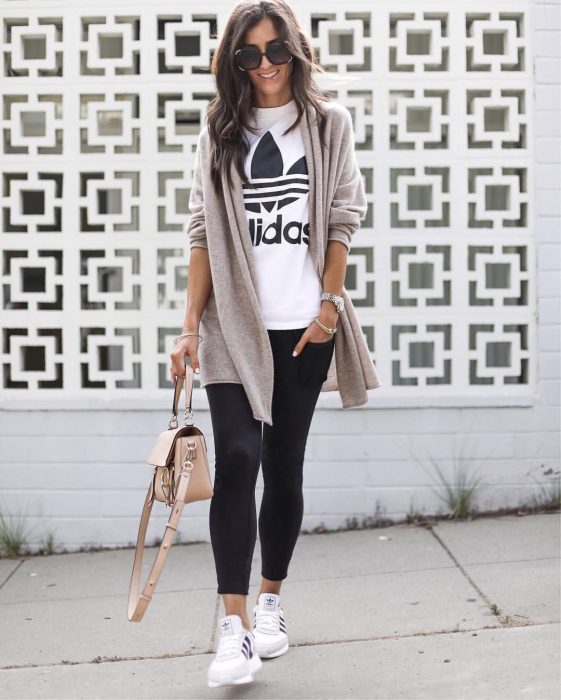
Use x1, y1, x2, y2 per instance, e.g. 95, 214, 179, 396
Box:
205, 327, 335, 595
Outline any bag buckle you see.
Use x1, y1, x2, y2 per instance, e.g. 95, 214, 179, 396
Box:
185, 440, 197, 461
160, 467, 174, 507
168, 412, 178, 430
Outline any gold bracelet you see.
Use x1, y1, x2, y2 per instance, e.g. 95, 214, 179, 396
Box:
173, 332, 202, 344
313, 317, 337, 335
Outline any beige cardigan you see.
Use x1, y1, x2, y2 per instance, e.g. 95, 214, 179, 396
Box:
186, 99, 382, 426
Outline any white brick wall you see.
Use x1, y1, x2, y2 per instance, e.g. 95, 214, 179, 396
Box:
0, 0, 559, 552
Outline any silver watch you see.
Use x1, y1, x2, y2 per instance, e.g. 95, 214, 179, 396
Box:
321, 291, 344, 314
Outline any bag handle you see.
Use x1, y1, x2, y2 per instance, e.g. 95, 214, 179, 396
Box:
128, 459, 194, 622
169, 363, 194, 429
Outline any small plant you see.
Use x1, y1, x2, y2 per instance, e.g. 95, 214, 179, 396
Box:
529, 474, 561, 512
417, 446, 483, 520
0, 511, 29, 557
361, 500, 394, 528
345, 516, 360, 530
343, 502, 393, 530
40, 530, 57, 555
405, 495, 427, 524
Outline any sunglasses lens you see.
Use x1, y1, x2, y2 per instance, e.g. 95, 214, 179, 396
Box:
268, 42, 292, 64
237, 47, 261, 70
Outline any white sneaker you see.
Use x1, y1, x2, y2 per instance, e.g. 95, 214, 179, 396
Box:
207, 614, 262, 688
252, 592, 289, 659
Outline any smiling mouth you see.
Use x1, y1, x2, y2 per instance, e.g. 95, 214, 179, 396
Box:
258, 69, 279, 80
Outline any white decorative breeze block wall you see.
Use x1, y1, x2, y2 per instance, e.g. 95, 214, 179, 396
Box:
0, 0, 559, 552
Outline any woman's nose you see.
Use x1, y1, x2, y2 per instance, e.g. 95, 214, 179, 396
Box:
259, 53, 273, 70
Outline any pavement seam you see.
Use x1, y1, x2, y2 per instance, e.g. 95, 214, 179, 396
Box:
0, 565, 463, 607
1, 621, 558, 672
2, 555, 558, 607
0, 559, 25, 591
429, 526, 505, 627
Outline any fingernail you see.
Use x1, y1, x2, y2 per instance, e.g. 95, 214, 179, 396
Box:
292, 351, 298, 357
194, 367, 200, 374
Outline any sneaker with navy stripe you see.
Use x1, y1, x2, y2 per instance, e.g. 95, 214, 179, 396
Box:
207, 614, 262, 688
252, 592, 289, 658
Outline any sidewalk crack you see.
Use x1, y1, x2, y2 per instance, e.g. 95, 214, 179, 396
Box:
0, 559, 25, 591
2, 621, 557, 672
430, 527, 506, 627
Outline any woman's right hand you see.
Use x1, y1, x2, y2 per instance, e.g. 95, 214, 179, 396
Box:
169, 335, 201, 382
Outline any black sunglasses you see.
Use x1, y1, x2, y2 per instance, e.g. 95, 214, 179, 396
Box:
234, 40, 293, 71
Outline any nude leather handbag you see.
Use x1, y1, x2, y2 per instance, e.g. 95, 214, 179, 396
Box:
128, 365, 213, 622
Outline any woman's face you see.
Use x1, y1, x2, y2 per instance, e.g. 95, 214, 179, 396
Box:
239, 17, 293, 107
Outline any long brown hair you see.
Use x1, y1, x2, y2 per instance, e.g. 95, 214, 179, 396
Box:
207, 0, 331, 197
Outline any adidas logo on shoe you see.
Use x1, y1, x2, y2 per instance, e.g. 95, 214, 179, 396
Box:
252, 593, 289, 659
264, 595, 276, 609
207, 614, 262, 688
221, 618, 232, 633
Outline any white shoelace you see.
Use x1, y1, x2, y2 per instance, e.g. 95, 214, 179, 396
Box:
255, 609, 281, 634
216, 633, 245, 660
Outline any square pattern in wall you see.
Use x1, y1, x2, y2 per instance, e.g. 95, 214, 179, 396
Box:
0, 1, 534, 398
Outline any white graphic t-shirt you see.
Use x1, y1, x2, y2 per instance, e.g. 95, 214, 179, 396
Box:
243, 99, 322, 329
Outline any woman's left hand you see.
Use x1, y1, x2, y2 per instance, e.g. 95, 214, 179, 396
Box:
292, 307, 338, 356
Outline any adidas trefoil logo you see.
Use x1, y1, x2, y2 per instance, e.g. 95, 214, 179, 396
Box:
243, 131, 309, 213
221, 619, 232, 634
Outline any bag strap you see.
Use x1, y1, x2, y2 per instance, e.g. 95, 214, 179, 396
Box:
128, 460, 194, 622
128, 367, 196, 621
169, 365, 194, 428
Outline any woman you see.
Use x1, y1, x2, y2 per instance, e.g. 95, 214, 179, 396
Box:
169, 0, 381, 688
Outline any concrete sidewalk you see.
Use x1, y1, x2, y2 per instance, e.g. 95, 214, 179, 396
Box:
0, 513, 559, 699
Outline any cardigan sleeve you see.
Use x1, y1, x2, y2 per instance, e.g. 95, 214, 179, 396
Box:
327, 107, 367, 252
186, 130, 208, 250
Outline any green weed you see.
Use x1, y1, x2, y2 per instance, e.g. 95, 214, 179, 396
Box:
0, 511, 29, 557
